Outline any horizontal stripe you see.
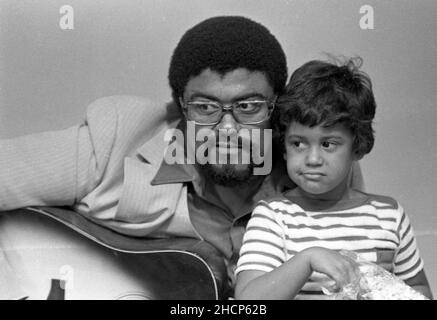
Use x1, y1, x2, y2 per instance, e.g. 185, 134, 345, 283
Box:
395, 249, 417, 267
236, 261, 277, 272
242, 238, 286, 253
240, 243, 286, 261
283, 222, 395, 233
250, 211, 279, 224
238, 253, 284, 266
395, 256, 422, 278
256, 202, 397, 222
239, 245, 285, 258
245, 224, 284, 239
245, 224, 282, 235
282, 227, 399, 244
243, 234, 284, 252
268, 199, 400, 215
401, 224, 412, 240
269, 198, 398, 211
281, 218, 398, 232
397, 237, 414, 255
395, 245, 418, 267
283, 248, 385, 261
283, 235, 399, 246
399, 212, 406, 228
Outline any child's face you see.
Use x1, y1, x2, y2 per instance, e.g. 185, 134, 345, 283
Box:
284, 122, 358, 200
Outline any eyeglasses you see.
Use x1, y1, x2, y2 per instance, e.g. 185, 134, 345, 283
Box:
179, 98, 276, 125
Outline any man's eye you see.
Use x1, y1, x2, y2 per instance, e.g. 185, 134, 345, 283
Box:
193, 103, 219, 114
237, 102, 263, 113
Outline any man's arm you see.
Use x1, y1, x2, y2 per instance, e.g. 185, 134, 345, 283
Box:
0, 97, 121, 211
1, 95, 169, 213
0, 126, 88, 210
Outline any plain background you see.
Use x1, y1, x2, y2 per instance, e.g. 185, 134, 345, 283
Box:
1, 0, 436, 296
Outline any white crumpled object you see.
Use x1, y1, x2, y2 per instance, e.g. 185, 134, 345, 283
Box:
322, 250, 428, 300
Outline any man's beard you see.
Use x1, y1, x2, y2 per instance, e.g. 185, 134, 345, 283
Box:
191, 126, 271, 187
197, 163, 257, 187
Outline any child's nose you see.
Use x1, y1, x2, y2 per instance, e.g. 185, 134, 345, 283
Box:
306, 147, 323, 166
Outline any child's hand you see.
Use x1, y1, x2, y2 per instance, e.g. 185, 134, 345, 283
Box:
301, 247, 360, 291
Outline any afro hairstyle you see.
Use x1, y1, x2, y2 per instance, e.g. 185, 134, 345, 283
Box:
168, 16, 288, 107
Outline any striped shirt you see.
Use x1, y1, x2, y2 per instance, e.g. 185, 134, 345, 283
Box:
235, 191, 424, 299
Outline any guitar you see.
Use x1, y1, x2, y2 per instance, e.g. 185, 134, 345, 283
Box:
0, 207, 229, 300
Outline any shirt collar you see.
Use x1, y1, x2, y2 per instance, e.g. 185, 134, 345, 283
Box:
149, 119, 197, 185
151, 160, 196, 185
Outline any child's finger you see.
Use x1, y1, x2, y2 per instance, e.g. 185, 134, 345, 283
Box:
334, 259, 360, 288
348, 261, 361, 282
327, 268, 350, 289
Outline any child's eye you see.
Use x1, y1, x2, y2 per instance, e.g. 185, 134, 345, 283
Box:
289, 140, 305, 150
321, 141, 338, 150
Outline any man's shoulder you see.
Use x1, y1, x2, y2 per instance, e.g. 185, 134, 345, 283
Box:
89, 95, 153, 107
84, 95, 178, 139
78, 95, 179, 165
86, 95, 164, 119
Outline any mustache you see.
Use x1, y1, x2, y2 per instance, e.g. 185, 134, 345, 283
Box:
215, 136, 246, 148
197, 129, 261, 147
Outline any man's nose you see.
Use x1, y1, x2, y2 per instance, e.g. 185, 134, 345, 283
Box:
216, 112, 239, 134
306, 147, 323, 166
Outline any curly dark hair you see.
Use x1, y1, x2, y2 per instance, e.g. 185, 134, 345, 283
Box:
168, 16, 288, 107
273, 57, 376, 157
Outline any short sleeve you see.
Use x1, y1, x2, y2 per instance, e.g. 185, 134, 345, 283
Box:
393, 205, 424, 280
235, 201, 287, 275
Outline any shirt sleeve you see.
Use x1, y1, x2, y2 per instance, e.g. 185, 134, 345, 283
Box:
235, 201, 288, 275
0, 98, 118, 211
393, 205, 424, 280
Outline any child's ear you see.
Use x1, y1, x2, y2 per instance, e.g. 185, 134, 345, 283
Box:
283, 152, 287, 161
353, 152, 364, 161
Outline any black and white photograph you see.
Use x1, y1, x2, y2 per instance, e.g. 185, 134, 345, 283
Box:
0, 0, 436, 305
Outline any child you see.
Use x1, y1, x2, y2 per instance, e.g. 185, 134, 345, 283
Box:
234, 58, 433, 299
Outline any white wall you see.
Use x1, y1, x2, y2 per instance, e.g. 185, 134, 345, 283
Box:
1, 0, 437, 295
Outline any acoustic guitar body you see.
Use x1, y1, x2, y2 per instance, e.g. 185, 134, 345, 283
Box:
0, 208, 228, 300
